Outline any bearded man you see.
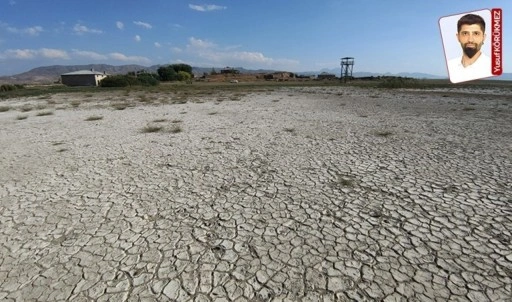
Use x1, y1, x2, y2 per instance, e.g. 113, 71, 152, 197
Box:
447, 13, 493, 83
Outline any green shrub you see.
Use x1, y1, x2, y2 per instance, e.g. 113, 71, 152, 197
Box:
1, 84, 23, 92
177, 71, 192, 82
157, 64, 193, 81
136, 73, 160, 86
157, 66, 178, 81
378, 77, 424, 89
100, 75, 134, 87
171, 63, 193, 74
100, 74, 160, 87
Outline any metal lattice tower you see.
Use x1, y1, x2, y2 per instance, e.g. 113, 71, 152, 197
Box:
340, 57, 354, 83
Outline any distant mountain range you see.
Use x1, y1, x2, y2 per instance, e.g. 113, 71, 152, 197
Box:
310, 67, 512, 81
0, 64, 510, 84
301, 68, 447, 80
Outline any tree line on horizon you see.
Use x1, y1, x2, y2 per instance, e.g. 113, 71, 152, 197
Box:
100, 64, 193, 87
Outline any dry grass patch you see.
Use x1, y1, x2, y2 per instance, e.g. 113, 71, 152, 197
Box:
283, 127, 296, 133
138, 95, 151, 103
0, 105, 11, 112
20, 105, 33, 112
85, 115, 103, 121
169, 125, 183, 133
374, 130, 393, 137
338, 178, 354, 187
330, 173, 356, 188
112, 102, 131, 110
70, 100, 82, 108
35, 104, 47, 110
152, 118, 168, 123
141, 124, 164, 133
36, 110, 54, 116
229, 94, 244, 101
16, 115, 28, 120
173, 99, 188, 104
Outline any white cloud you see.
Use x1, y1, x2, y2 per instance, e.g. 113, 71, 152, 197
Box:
39, 48, 69, 59
72, 49, 108, 60
154, 42, 161, 48
72, 49, 149, 63
188, 37, 216, 49
4, 25, 43, 36
133, 21, 152, 29
73, 24, 103, 35
196, 49, 274, 65
171, 47, 183, 53
2, 49, 37, 59
134, 35, 141, 42
185, 36, 298, 69
109, 52, 151, 64
24, 26, 43, 36
231, 51, 274, 64
0, 48, 154, 71
189, 4, 226, 12
116, 21, 124, 30
0, 48, 69, 60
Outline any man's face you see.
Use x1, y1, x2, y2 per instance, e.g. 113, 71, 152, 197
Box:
457, 24, 485, 58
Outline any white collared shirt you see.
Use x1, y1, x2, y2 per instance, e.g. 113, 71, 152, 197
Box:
447, 52, 493, 83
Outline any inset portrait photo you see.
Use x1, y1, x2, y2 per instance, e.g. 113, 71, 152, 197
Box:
439, 9, 495, 84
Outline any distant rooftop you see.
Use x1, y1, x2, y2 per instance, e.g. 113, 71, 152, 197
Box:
61, 69, 106, 75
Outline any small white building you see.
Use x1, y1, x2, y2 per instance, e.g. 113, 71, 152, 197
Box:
61, 69, 108, 86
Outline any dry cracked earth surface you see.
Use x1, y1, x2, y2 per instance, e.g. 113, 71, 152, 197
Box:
0, 86, 511, 301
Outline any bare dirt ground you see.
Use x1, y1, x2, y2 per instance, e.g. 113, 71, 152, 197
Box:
0, 86, 511, 301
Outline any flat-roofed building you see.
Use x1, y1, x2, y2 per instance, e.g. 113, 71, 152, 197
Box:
61, 69, 107, 86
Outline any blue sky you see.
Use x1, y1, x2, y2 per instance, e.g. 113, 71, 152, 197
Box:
0, 0, 510, 76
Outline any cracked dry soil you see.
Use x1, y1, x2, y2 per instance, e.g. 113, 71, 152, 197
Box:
0, 86, 511, 301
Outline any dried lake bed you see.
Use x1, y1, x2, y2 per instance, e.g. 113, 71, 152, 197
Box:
0, 86, 511, 301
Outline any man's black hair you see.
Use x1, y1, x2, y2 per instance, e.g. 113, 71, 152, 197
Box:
457, 14, 486, 33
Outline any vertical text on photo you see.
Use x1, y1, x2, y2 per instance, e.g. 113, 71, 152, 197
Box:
491, 8, 502, 75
